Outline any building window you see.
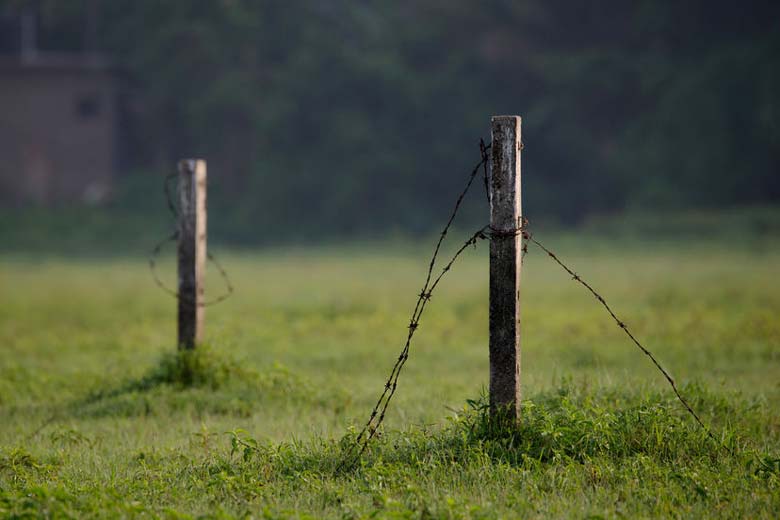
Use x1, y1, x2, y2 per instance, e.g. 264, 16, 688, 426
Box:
75, 93, 101, 118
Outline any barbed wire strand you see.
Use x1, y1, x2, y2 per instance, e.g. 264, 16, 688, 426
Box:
480, 138, 491, 205
341, 140, 730, 469
524, 227, 732, 454
148, 172, 234, 306
148, 231, 180, 299
339, 142, 492, 470
164, 171, 178, 217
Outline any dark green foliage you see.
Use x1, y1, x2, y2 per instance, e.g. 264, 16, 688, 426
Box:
2, 0, 779, 241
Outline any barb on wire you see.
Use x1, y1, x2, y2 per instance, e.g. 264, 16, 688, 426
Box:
164, 172, 179, 218
148, 231, 180, 299
203, 250, 235, 306
480, 138, 490, 205
148, 172, 234, 307
339, 143, 491, 471
523, 224, 731, 454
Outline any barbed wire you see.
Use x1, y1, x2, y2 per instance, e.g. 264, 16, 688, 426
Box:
489, 220, 730, 453
148, 231, 180, 300
148, 172, 234, 307
523, 226, 731, 453
480, 138, 491, 205
340, 139, 730, 469
164, 171, 179, 218
339, 141, 492, 470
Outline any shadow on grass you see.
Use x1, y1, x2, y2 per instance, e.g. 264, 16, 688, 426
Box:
39, 346, 348, 422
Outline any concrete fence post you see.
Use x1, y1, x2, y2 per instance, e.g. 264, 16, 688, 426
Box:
177, 159, 207, 349
489, 115, 522, 422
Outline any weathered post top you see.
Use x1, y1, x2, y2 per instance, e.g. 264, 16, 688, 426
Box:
489, 115, 522, 422
177, 159, 207, 350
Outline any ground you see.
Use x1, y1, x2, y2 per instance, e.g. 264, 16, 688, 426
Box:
0, 234, 778, 518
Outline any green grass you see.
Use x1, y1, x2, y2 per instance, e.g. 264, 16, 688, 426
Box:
1, 235, 779, 518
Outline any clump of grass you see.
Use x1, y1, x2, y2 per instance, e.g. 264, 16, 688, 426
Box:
88, 344, 302, 398
133, 344, 256, 390
352, 381, 772, 471
457, 385, 728, 464
68, 346, 336, 419
0, 447, 59, 482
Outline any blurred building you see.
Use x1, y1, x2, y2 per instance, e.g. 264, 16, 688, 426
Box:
0, 12, 117, 206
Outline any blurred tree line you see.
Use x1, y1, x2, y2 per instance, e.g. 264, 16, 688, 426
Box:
5, 0, 780, 241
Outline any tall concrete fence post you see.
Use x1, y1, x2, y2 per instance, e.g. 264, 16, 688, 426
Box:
177, 159, 207, 349
489, 115, 522, 422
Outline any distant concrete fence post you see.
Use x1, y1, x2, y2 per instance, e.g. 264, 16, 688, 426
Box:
177, 159, 207, 349
489, 115, 522, 422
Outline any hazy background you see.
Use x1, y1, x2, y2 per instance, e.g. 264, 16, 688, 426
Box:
1, 0, 779, 251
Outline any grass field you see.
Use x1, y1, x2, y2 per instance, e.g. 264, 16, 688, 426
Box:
1, 234, 779, 518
